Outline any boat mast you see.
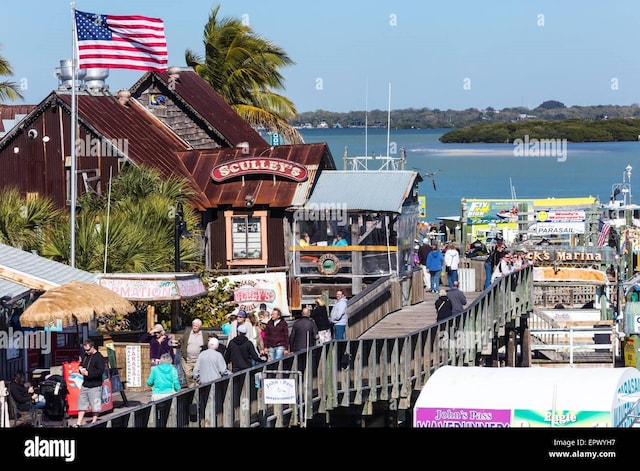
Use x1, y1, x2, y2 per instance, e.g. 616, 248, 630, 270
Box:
625, 165, 633, 204
365, 80, 368, 161
386, 82, 391, 158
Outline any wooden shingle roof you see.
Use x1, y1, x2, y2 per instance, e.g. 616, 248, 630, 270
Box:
129, 69, 266, 148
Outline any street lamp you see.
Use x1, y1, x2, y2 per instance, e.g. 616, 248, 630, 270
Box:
174, 202, 184, 272
172, 202, 186, 332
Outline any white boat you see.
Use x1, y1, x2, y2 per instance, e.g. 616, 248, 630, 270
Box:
600, 165, 640, 229
344, 82, 406, 171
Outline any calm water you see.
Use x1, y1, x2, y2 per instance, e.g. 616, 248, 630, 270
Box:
297, 127, 640, 220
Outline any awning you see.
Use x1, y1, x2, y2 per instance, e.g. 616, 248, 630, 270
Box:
533, 267, 609, 285
19, 281, 136, 328
95, 273, 207, 301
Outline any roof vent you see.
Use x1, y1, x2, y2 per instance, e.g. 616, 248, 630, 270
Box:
237, 142, 250, 154
55, 59, 86, 90
84, 68, 109, 93
55, 59, 109, 92
117, 89, 131, 106
167, 66, 181, 90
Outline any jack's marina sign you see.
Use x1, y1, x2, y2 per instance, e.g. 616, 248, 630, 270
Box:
521, 247, 616, 265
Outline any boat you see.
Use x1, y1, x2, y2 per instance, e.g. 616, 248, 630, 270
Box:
600, 165, 640, 229
343, 82, 406, 171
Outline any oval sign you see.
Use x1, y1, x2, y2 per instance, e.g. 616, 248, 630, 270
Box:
211, 157, 308, 182
317, 253, 341, 275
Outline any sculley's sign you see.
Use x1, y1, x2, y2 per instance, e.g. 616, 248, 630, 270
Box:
211, 157, 308, 182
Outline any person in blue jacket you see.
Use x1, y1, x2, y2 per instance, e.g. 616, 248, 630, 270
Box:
426, 244, 444, 293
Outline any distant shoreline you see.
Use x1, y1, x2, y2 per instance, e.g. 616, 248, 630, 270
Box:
293, 103, 640, 132
439, 118, 640, 144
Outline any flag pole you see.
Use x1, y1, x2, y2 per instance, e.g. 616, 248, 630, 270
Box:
70, 1, 77, 267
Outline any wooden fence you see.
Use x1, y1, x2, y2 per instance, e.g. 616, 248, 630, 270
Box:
87, 266, 533, 428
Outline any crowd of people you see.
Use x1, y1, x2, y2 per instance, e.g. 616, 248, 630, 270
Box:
137, 291, 350, 397
412, 231, 531, 322
137, 228, 535, 407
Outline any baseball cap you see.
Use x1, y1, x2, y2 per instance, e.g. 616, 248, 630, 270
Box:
259, 303, 267, 310
237, 324, 247, 334
237, 310, 247, 318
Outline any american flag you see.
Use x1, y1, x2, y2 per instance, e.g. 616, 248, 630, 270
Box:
597, 219, 611, 247
74, 10, 168, 72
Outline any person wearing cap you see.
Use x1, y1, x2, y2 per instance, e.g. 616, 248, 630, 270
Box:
139, 323, 175, 366
224, 323, 266, 372
193, 337, 230, 385
228, 309, 253, 343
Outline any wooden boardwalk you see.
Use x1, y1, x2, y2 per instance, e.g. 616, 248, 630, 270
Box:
358, 288, 482, 339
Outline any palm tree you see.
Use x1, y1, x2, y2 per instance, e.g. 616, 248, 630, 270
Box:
0, 187, 62, 252
0, 54, 23, 102
42, 165, 203, 273
185, 4, 304, 144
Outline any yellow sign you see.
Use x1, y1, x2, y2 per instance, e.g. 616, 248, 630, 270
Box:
418, 196, 426, 218
624, 337, 636, 368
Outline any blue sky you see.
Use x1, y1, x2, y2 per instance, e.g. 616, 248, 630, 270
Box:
2, 1, 640, 113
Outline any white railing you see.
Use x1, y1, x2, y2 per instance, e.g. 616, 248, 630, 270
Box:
530, 324, 619, 366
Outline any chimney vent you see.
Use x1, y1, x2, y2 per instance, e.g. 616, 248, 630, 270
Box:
55, 59, 86, 90
55, 59, 109, 92
117, 89, 132, 106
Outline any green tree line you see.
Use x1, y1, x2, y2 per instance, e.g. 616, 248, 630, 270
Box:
439, 118, 640, 143
292, 103, 640, 131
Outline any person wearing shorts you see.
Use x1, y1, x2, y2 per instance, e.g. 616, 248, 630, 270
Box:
73, 339, 105, 427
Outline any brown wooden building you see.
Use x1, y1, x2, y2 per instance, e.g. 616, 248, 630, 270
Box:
0, 67, 424, 313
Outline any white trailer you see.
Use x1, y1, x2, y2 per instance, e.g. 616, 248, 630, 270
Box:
413, 366, 640, 427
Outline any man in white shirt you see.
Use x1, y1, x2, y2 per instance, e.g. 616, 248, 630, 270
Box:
180, 319, 207, 388
193, 337, 230, 385
444, 242, 460, 288
330, 290, 348, 340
